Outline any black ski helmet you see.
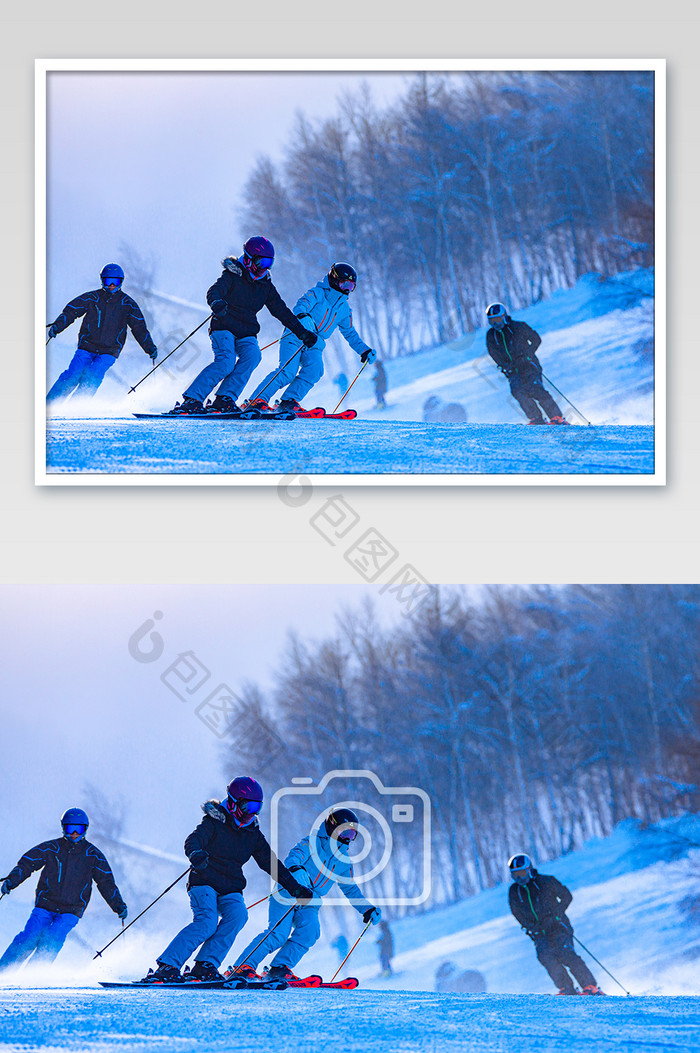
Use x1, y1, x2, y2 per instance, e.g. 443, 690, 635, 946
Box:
226, 776, 264, 827
486, 303, 507, 328
325, 807, 359, 844
328, 263, 357, 295
61, 807, 89, 841
242, 236, 275, 279
101, 264, 124, 288
508, 853, 533, 885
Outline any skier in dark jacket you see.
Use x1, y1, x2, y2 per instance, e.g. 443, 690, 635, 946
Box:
141, 778, 314, 984
46, 264, 158, 404
507, 853, 603, 995
485, 303, 568, 425
377, 920, 394, 976
170, 237, 318, 415
0, 808, 127, 973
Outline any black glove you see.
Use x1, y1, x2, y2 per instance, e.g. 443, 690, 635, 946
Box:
147, 348, 158, 362
300, 329, 317, 349
360, 349, 377, 364
1, 879, 11, 895
363, 906, 381, 925
189, 850, 209, 873
500, 366, 515, 379
118, 906, 128, 921
210, 300, 228, 318
291, 882, 315, 903
47, 325, 59, 340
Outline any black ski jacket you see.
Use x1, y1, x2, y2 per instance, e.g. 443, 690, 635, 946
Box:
486, 318, 542, 377
50, 288, 157, 358
508, 871, 573, 937
3, 837, 126, 918
184, 800, 301, 897
207, 258, 311, 343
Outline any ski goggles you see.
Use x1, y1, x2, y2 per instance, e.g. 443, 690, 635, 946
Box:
337, 826, 358, 844
64, 824, 87, 837
228, 796, 263, 816
336, 278, 356, 293
510, 867, 531, 884
244, 253, 274, 277
102, 277, 123, 287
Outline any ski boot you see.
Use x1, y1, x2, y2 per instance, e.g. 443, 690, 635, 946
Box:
580, 985, 605, 995
277, 398, 302, 415
224, 963, 261, 981
205, 395, 239, 414
183, 960, 223, 983
555, 986, 577, 996
547, 415, 571, 426
244, 397, 271, 412
526, 417, 546, 425
168, 396, 204, 416
139, 961, 183, 984
266, 964, 300, 982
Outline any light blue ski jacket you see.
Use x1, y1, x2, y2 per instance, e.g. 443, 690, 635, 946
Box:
286, 277, 370, 356
279, 830, 372, 914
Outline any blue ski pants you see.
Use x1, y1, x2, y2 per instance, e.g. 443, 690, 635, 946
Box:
185, 332, 261, 403
233, 895, 321, 971
0, 907, 79, 971
249, 333, 325, 404
158, 886, 247, 969
47, 347, 117, 402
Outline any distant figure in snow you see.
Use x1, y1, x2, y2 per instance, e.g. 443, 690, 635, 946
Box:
434, 960, 486, 993
46, 264, 158, 404
377, 920, 394, 977
373, 360, 388, 409
507, 853, 604, 995
485, 303, 569, 425
244, 263, 376, 415
169, 237, 318, 416
0, 808, 127, 973
422, 394, 467, 423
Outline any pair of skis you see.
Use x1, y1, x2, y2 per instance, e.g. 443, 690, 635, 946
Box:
132, 407, 357, 422
98, 974, 357, 991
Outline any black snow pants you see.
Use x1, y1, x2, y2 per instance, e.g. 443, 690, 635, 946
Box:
509, 368, 562, 422
532, 928, 596, 992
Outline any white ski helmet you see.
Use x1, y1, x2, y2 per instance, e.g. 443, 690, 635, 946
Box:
508, 853, 533, 884
486, 303, 508, 328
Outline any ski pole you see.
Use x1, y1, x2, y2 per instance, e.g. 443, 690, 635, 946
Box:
539, 370, 592, 426
331, 919, 372, 982
92, 868, 189, 959
127, 316, 212, 394
572, 933, 631, 995
333, 361, 368, 413
238, 903, 296, 968
252, 344, 301, 403
247, 893, 273, 910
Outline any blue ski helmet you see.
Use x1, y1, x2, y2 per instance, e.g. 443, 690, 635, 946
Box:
486, 303, 507, 329
101, 264, 124, 288
226, 776, 263, 827
242, 237, 274, 280
508, 853, 533, 885
61, 807, 89, 841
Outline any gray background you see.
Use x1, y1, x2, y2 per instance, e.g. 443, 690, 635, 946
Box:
2, 2, 697, 584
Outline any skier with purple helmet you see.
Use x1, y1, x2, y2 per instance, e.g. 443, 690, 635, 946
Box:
169, 238, 318, 415
139, 778, 314, 984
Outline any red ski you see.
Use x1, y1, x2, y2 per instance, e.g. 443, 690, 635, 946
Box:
287, 975, 358, 989
290, 407, 358, 420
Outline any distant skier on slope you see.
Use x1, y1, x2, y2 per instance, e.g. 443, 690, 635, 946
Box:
168, 238, 318, 415
243, 263, 376, 415
373, 359, 388, 410
229, 807, 381, 983
46, 264, 158, 404
507, 853, 604, 995
485, 303, 569, 425
139, 778, 314, 984
0, 808, 127, 973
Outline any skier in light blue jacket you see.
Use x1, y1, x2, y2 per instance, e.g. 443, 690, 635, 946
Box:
230, 807, 381, 982
245, 264, 377, 413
